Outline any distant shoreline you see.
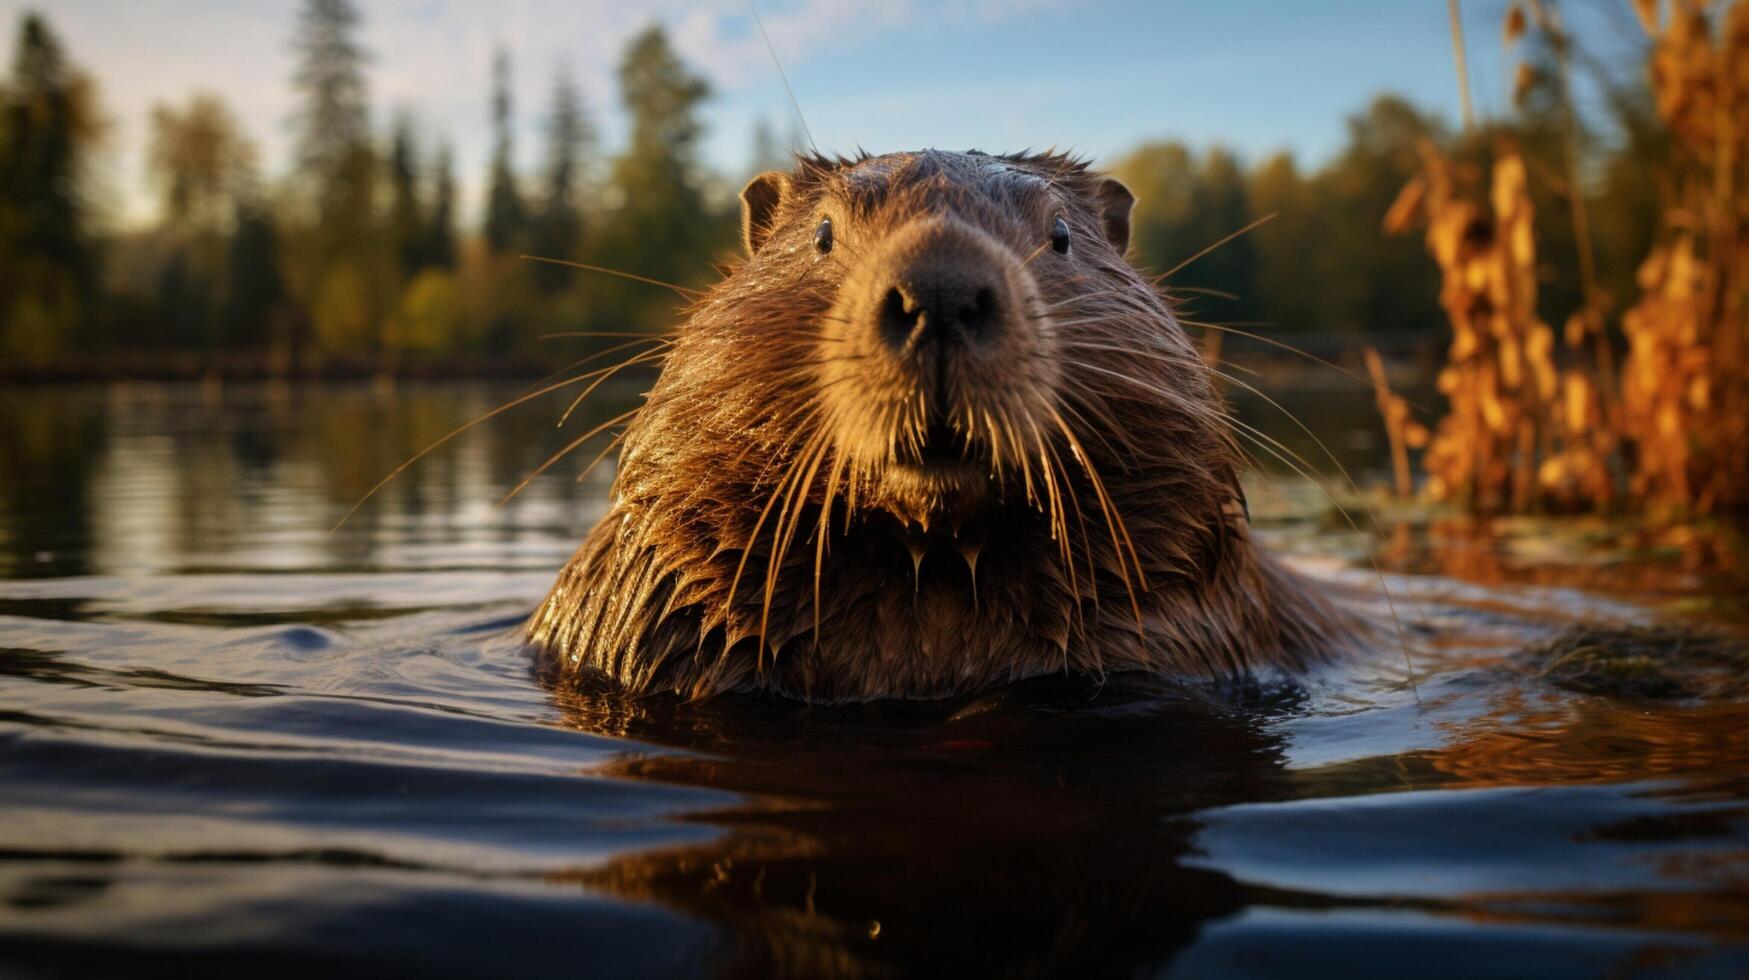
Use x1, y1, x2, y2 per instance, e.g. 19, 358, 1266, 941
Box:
0, 355, 647, 384
0, 329, 1443, 384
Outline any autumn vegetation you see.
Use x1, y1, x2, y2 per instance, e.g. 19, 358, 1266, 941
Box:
1382, 0, 1745, 517
0, 1, 1742, 519
0, 2, 738, 376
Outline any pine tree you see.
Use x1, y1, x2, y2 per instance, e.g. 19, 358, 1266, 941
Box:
224, 197, 286, 356
531, 68, 594, 292
0, 12, 99, 359
424, 141, 457, 270
287, 0, 383, 358
749, 116, 781, 176
483, 48, 526, 254
387, 112, 424, 276
747, 115, 800, 177
146, 93, 257, 349
595, 27, 715, 288
290, 0, 367, 201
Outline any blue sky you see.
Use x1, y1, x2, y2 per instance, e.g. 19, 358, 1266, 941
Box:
4, 0, 1645, 227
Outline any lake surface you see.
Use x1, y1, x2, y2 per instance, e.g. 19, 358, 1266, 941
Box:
2, 380, 1748, 978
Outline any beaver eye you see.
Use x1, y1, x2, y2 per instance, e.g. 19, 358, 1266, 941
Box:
1051, 215, 1070, 254
815, 217, 834, 254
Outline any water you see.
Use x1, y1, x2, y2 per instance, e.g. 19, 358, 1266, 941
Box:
2, 380, 1747, 978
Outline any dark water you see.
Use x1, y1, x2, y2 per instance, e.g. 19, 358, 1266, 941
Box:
2, 381, 1748, 978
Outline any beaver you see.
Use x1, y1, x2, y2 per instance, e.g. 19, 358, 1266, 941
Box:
529, 149, 1359, 702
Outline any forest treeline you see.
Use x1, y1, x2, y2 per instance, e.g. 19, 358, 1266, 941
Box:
0, 2, 1667, 375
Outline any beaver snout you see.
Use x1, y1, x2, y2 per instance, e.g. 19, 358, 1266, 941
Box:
877, 265, 1001, 353
859, 218, 1022, 360
814, 208, 1059, 517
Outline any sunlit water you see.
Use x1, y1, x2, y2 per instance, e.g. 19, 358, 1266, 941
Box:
1, 381, 1747, 978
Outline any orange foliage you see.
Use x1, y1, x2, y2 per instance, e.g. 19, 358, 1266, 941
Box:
1620, 0, 1749, 513
1386, 0, 1746, 516
1383, 142, 1613, 512
1364, 345, 1428, 500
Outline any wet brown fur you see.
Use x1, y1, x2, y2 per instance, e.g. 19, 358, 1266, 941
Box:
528, 149, 1359, 702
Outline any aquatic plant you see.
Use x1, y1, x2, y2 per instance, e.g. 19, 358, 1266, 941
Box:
1386, 0, 1747, 516
1619, 0, 1748, 514
1383, 137, 1614, 512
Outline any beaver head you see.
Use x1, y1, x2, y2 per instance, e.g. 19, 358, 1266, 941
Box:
767, 152, 1124, 526
531, 150, 1353, 701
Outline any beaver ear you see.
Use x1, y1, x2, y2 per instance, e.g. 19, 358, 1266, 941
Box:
740, 171, 792, 255
1093, 177, 1134, 255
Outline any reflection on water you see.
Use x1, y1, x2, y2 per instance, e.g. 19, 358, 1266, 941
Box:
0, 382, 627, 581
0, 381, 1747, 977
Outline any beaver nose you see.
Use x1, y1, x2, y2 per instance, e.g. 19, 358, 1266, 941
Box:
878, 274, 1001, 352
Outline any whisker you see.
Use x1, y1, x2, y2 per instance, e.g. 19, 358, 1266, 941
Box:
555, 346, 670, 427
334, 372, 600, 531
747, 0, 816, 151
572, 426, 631, 484
722, 423, 826, 671
1050, 408, 1147, 633
1169, 285, 1241, 301
497, 405, 642, 507
537, 330, 677, 342
520, 254, 703, 299
1039, 428, 1098, 665
762, 431, 832, 658
524, 337, 673, 399
1183, 320, 1433, 415
1152, 213, 1276, 283
812, 448, 847, 645
1211, 372, 1422, 700
1037, 288, 1137, 312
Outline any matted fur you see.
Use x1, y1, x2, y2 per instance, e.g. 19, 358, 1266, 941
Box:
529, 149, 1357, 702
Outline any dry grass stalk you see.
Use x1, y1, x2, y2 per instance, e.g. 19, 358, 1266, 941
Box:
1619, 0, 1748, 514
1382, 0, 1744, 516
1363, 345, 1427, 499
1383, 139, 1612, 512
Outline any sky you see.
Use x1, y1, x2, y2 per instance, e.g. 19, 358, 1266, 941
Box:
2, 0, 1648, 228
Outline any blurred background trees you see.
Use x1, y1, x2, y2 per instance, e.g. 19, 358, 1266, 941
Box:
579, 26, 728, 341
1374, 0, 1746, 516
529, 68, 593, 298
0, 13, 100, 364
1114, 96, 1453, 344
0, 0, 1717, 390
145, 94, 257, 353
